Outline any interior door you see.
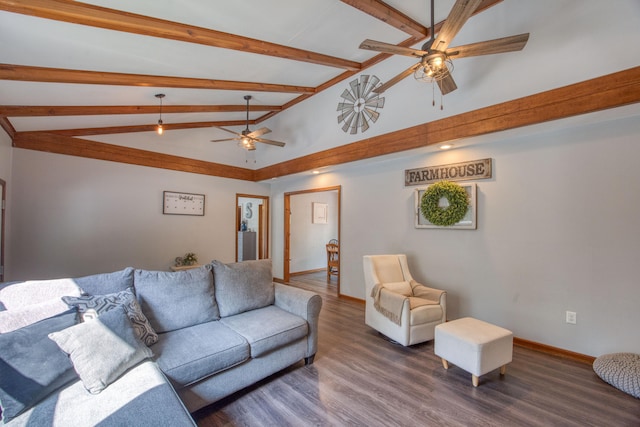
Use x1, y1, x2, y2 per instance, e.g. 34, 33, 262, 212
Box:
236, 194, 269, 262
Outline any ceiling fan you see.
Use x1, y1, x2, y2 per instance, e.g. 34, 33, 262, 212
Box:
359, 0, 529, 96
210, 95, 286, 151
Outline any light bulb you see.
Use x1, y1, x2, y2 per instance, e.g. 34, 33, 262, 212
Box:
157, 120, 163, 135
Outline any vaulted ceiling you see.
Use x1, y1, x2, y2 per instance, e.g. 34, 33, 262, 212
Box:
2, 0, 640, 181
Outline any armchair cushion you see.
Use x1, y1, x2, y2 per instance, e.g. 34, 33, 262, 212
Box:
410, 303, 444, 324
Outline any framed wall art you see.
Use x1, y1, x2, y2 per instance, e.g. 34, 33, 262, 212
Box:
163, 191, 205, 216
414, 183, 476, 229
312, 202, 328, 224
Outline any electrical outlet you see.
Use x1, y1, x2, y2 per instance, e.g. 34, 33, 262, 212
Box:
566, 311, 577, 324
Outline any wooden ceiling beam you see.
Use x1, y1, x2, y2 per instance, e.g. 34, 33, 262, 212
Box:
339, 0, 429, 38
43, 120, 251, 137
0, 116, 16, 139
12, 132, 255, 181
0, 104, 282, 117
340, 0, 502, 38
14, 68, 640, 182
254, 66, 640, 180
0, 0, 360, 71
0, 64, 316, 94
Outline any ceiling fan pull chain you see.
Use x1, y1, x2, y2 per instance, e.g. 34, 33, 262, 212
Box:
432, 82, 436, 107
440, 92, 444, 110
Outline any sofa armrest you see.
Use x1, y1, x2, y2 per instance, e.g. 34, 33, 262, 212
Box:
274, 283, 323, 362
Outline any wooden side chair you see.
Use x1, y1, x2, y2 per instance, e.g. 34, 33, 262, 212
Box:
326, 240, 339, 283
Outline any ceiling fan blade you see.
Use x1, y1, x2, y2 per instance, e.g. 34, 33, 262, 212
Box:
359, 39, 427, 58
373, 63, 422, 94
210, 137, 240, 143
214, 126, 242, 137
437, 71, 458, 95
446, 33, 530, 59
247, 127, 271, 138
254, 137, 286, 147
431, 0, 483, 52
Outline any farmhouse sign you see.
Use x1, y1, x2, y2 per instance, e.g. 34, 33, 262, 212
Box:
405, 158, 492, 186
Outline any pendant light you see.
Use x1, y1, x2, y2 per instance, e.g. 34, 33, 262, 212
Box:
155, 93, 165, 135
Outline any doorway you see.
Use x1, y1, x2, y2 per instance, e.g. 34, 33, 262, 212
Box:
235, 194, 269, 262
284, 186, 341, 295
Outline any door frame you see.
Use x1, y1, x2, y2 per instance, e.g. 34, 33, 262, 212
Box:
0, 179, 5, 282
235, 194, 269, 262
284, 185, 341, 294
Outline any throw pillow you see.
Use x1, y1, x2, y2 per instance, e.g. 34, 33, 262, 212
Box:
134, 266, 219, 333
48, 306, 153, 395
211, 259, 274, 317
382, 281, 413, 297
0, 310, 78, 423
62, 288, 158, 346
73, 267, 135, 296
0, 298, 73, 333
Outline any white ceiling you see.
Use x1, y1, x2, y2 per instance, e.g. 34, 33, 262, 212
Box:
1, 0, 639, 171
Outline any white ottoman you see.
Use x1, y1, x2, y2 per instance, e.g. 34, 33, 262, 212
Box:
435, 317, 513, 387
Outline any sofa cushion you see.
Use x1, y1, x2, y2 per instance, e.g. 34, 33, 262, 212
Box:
0, 278, 82, 311
62, 288, 158, 346
0, 298, 75, 333
154, 321, 250, 387
221, 305, 308, 358
49, 306, 153, 394
73, 267, 135, 296
134, 267, 219, 333
211, 259, 274, 317
6, 361, 196, 427
0, 310, 78, 423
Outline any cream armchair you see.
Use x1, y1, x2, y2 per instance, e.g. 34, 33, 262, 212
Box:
363, 254, 446, 346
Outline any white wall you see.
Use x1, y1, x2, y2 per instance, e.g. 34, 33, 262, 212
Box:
8, 149, 269, 280
290, 191, 338, 273
270, 109, 640, 357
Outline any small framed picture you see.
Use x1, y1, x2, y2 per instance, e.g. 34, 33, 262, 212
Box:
415, 183, 476, 229
163, 191, 205, 216
312, 202, 328, 224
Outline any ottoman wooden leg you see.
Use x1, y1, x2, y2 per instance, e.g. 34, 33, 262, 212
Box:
472, 375, 479, 387
500, 365, 507, 375
441, 358, 449, 369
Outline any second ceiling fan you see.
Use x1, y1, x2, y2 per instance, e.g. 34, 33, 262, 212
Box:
211, 95, 286, 151
359, 0, 529, 95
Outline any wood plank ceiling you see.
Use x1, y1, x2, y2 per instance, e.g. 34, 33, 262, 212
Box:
1, 0, 640, 181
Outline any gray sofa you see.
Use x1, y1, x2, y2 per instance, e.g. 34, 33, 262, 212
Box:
0, 259, 322, 426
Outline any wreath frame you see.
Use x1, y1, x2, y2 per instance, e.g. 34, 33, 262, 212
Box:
420, 181, 469, 227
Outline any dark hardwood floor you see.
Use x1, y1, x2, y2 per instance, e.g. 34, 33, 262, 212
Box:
194, 272, 639, 426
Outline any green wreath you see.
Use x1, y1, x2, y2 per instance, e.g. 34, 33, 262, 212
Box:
420, 181, 469, 226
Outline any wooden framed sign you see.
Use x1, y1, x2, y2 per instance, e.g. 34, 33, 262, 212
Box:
163, 191, 205, 216
405, 158, 492, 186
